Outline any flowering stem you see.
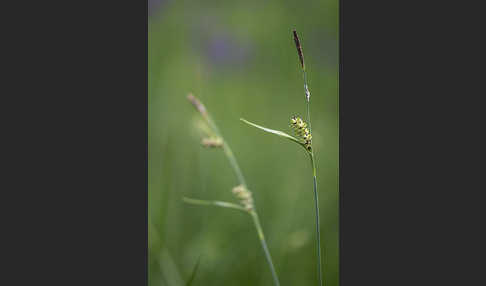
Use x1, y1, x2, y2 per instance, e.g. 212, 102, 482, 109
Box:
306, 80, 323, 286
213, 119, 279, 286
187, 94, 280, 286
295, 28, 323, 285
220, 132, 280, 286
310, 153, 323, 286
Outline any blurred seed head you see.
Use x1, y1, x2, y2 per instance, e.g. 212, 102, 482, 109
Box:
232, 185, 254, 211
201, 137, 223, 148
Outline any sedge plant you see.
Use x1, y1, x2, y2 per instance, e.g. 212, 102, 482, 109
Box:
183, 93, 281, 286
240, 29, 323, 286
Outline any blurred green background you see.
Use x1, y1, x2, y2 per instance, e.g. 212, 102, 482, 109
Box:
149, 0, 338, 285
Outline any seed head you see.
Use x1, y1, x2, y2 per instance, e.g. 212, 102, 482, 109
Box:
232, 185, 254, 211
201, 137, 223, 148
290, 116, 312, 151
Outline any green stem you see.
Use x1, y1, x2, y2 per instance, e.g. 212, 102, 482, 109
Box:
303, 61, 322, 286
207, 116, 247, 187
306, 97, 312, 132
220, 136, 279, 285
310, 153, 323, 286
222, 143, 247, 187
182, 197, 247, 212
215, 123, 279, 286
251, 211, 281, 286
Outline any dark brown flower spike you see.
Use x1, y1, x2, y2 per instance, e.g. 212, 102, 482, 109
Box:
293, 29, 305, 70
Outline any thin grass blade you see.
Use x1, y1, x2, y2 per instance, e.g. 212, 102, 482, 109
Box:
240, 118, 305, 148
185, 255, 202, 286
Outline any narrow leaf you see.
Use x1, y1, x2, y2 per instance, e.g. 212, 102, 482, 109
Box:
240, 118, 305, 148
185, 255, 201, 286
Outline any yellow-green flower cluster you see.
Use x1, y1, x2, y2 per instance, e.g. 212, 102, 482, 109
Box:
290, 116, 312, 151
232, 185, 253, 211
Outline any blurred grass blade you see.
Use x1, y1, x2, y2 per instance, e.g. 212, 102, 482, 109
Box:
185, 255, 202, 286
240, 118, 305, 148
183, 197, 247, 212
160, 248, 184, 286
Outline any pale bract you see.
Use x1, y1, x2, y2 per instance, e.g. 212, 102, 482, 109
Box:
240, 118, 310, 153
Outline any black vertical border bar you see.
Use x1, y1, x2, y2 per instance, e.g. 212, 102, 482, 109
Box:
338, 0, 483, 284
4, 0, 150, 283
144, 0, 149, 284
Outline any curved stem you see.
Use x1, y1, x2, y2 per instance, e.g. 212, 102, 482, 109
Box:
222, 143, 247, 187
207, 116, 247, 187
216, 119, 279, 285
251, 211, 281, 286
188, 95, 280, 285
